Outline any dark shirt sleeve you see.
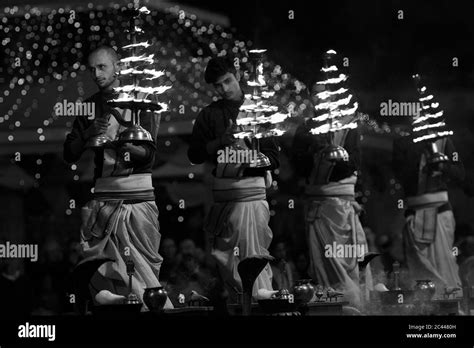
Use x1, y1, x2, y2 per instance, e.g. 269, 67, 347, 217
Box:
63, 94, 97, 164
392, 136, 464, 196
344, 128, 361, 171
441, 138, 465, 184
330, 128, 360, 181
187, 103, 280, 175
259, 136, 280, 170
187, 109, 214, 164
63, 116, 89, 164
291, 122, 359, 181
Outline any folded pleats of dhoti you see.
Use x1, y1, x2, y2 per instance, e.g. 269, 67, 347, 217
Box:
406, 191, 449, 244
80, 173, 173, 309
303, 175, 372, 308
205, 175, 273, 301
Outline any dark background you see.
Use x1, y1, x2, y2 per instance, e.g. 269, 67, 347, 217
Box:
0, 0, 473, 315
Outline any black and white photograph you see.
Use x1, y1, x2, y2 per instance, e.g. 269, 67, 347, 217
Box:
0, 0, 474, 345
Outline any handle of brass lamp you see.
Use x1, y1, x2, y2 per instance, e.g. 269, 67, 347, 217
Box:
108, 107, 134, 128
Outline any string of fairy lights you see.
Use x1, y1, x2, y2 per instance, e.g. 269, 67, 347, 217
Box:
2, 5, 94, 191
0, 2, 311, 221
0, 6, 306, 123
1, 4, 89, 192
0, 2, 429, 219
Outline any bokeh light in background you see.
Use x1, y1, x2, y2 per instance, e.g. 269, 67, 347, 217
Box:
0, 2, 309, 138
0, 0, 315, 190
0, 0, 451, 260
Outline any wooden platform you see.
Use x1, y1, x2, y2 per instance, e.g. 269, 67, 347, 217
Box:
227, 300, 347, 316
299, 301, 348, 316
138, 306, 215, 317
367, 298, 462, 315
163, 306, 215, 316
432, 299, 461, 315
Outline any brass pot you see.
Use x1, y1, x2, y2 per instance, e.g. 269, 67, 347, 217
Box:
413, 280, 436, 302
293, 279, 315, 304
143, 287, 168, 312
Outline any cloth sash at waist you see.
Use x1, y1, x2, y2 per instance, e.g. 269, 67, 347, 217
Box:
94, 173, 155, 201
212, 176, 266, 203
406, 191, 449, 211
304, 175, 356, 200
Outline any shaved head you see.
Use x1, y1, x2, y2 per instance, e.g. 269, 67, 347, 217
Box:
89, 45, 119, 63
87, 45, 120, 91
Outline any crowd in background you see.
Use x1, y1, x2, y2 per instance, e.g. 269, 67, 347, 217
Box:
0, 219, 473, 316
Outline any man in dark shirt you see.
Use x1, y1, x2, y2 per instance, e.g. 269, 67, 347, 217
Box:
188, 57, 280, 304
291, 83, 372, 309
392, 135, 464, 297
63, 45, 172, 309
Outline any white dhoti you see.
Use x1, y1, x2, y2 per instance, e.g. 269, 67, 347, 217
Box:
403, 191, 462, 297
305, 175, 373, 308
80, 173, 173, 309
204, 176, 273, 303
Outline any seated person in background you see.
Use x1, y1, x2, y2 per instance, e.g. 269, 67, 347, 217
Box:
159, 238, 179, 283
290, 251, 311, 283
269, 241, 294, 291
165, 239, 219, 307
